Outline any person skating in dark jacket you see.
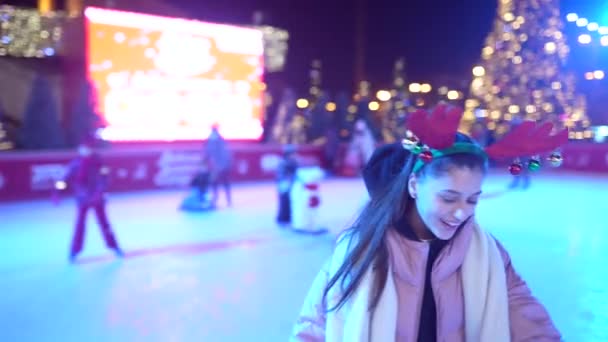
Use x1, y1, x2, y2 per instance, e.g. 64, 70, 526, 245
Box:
62, 138, 123, 262
204, 125, 233, 207
276, 145, 299, 226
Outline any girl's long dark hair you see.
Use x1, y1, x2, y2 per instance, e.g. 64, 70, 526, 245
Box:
322, 133, 487, 312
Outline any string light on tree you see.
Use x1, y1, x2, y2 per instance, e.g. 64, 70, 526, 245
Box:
368, 101, 380, 111
376, 90, 391, 102
409, 83, 421, 93
462, 0, 591, 141
420, 84, 432, 93
447, 90, 460, 100
296, 98, 309, 109
473, 66, 486, 77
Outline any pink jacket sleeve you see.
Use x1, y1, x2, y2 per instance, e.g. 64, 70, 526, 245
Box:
290, 260, 331, 341
495, 240, 562, 341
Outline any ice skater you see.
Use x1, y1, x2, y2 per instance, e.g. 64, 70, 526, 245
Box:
61, 138, 123, 262
276, 144, 299, 226
204, 124, 233, 207
179, 157, 215, 211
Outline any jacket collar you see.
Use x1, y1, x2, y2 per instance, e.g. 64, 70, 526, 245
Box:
387, 218, 474, 285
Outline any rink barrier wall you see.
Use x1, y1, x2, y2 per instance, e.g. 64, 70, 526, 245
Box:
0, 143, 324, 202
0, 142, 605, 202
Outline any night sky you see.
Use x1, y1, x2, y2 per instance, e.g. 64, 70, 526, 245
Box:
175, 0, 498, 94
170, 0, 607, 95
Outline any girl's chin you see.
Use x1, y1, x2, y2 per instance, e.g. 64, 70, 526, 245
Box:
430, 225, 459, 240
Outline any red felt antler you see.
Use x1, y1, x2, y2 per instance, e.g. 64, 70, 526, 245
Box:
406, 109, 431, 142
405, 106, 569, 161
405, 104, 462, 149
484, 121, 569, 159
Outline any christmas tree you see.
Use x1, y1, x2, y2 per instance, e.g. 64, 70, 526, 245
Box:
334, 91, 352, 142
0, 101, 14, 151
308, 59, 323, 104
462, 0, 591, 141
307, 92, 331, 145
276, 59, 325, 144
382, 57, 411, 142
286, 113, 309, 145
270, 88, 297, 144
18, 75, 66, 149
305, 60, 330, 144
67, 79, 104, 147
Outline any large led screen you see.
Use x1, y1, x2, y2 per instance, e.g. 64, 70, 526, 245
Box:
84, 7, 265, 141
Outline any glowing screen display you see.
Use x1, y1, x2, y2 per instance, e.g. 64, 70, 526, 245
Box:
84, 7, 265, 141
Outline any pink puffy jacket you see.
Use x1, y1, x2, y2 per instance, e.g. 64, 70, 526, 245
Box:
292, 222, 561, 341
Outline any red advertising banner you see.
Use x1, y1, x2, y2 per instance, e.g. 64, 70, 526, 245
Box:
0, 144, 323, 202
0, 142, 605, 202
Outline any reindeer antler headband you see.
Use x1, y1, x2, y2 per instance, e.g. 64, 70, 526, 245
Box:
402, 105, 568, 175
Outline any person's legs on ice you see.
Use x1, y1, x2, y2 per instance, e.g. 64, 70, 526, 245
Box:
69, 204, 89, 262
93, 201, 123, 258
276, 190, 292, 227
